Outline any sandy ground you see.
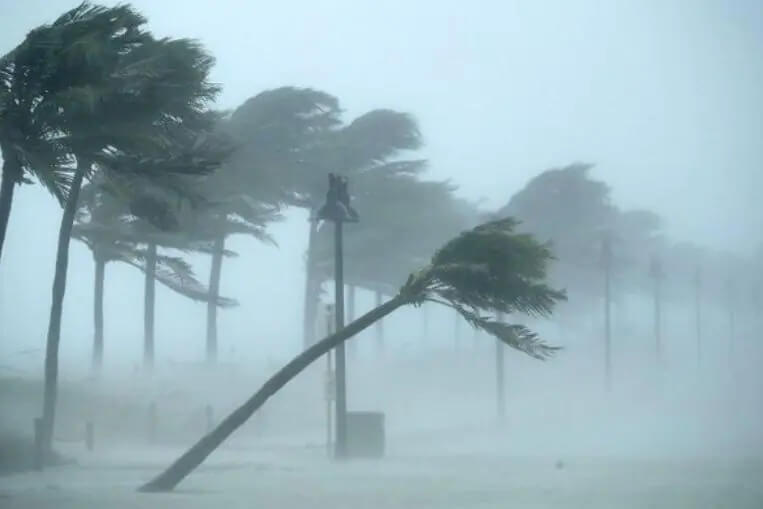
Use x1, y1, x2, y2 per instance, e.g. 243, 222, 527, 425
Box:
1, 437, 761, 509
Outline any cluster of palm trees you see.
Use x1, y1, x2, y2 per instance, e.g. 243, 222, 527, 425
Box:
499, 163, 762, 387
1, 3, 570, 468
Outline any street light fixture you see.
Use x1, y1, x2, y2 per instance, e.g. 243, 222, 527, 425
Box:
316, 173, 358, 459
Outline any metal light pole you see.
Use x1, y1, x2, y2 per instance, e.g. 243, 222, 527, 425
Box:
650, 255, 664, 365
317, 173, 358, 459
324, 304, 335, 457
727, 278, 736, 364
694, 267, 702, 367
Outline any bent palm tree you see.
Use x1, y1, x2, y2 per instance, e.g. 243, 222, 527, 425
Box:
140, 217, 566, 492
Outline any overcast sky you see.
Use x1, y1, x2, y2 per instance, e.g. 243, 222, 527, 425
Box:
0, 0, 761, 367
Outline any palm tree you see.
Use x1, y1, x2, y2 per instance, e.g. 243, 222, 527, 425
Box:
223, 89, 425, 349
139, 217, 566, 492
0, 5, 108, 260
188, 191, 280, 364
73, 181, 237, 371
38, 3, 221, 456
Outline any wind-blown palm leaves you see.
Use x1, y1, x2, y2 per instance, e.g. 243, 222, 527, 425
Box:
37, 2, 222, 457
139, 217, 565, 492
0, 2, 147, 258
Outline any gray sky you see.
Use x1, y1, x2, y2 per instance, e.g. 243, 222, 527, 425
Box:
1, 0, 761, 366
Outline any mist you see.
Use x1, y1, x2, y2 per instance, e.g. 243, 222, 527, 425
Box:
0, 1, 761, 507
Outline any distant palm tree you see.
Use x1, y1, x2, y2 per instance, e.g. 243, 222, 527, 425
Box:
73, 181, 237, 371
140, 217, 566, 492
186, 187, 281, 363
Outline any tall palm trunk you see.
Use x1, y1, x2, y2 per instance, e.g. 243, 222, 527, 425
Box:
92, 254, 106, 372
140, 294, 407, 492
206, 236, 224, 364
0, 147, 21, 262
144, 242, 157, 370
302, 219, 319, 348
41, 160, 87, 456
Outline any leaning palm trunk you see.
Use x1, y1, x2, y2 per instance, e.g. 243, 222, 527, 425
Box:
140, 295, 406, 492
206, 236, 224, 363
0, 149, 21, 262
41, 160, 87, 455
139, 218, 565, 492
92, 254, 106, 372
144, 242, 157, 370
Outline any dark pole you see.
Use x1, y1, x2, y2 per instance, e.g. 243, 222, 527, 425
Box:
694, 267, 702, 367
650, 255, 663, 365
602, 233, 612, 392
727, 279, 735, 365
325, 304, 334, 457
333, 220, 347, 458
495, 312, 506, 422
317, 173, 358, 460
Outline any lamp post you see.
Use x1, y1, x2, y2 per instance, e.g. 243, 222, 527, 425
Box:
316, 173, 358, 459
694, 267, 702, 367
601, 232, 613, 391
649, 255, 664, 365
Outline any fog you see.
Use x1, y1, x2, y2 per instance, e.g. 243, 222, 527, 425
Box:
1, 0, 762, 507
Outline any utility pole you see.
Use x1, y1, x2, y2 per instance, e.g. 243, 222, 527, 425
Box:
650, 255, 664, 365
317, 173, 358, 459
727, 278, 736, 364
694, 267, 702, 366
602, 232, 612, 391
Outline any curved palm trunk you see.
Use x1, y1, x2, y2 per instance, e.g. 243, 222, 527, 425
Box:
302, 219, 319, 348
92, 255, 106, 372
41, 161, 87, 456
144, 242, 157, 371
206, 236, 224, 364
140, 294, 407, 492
0, 148, 21, 262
